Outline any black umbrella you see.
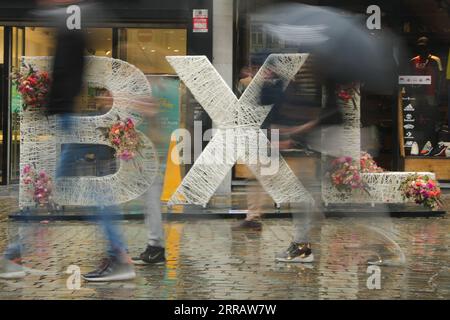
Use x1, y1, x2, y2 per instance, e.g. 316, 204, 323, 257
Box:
257, 3, 403, 91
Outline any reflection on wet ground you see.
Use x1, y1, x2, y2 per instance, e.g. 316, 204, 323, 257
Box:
0, 193, 448, 299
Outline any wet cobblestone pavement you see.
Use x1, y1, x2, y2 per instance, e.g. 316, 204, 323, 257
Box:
0, 194, 449, 300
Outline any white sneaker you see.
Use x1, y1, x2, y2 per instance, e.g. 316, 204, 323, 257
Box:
410, 142, 419, 155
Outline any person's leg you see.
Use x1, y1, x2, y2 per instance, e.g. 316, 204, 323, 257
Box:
82, 204, 135, 281
145, 175, 165, 248
2, 210, 32, 262
132, 175, 166, 265
99, 205, 128, 261
1, 223, 26, 279
234, 181, 264, 230
292, 204, 314, 244
246, 182, 263, 221
276, 202, 317, 263
2, 116, 76, 279
82, 159, 134, 281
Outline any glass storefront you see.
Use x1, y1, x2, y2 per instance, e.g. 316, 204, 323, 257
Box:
118, 28, 187, 74
4, 24, 188, 183
234, 0, 450, 182
0, 26, 3, 184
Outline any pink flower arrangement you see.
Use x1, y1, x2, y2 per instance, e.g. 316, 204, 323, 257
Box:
106, 117, 141, 161
399, 175, 443, 211
360, 152, 384, 173
11, 65, 51, 111
328, 152, 383, 194
329, 156, 368, 194
22, 164, 53, 207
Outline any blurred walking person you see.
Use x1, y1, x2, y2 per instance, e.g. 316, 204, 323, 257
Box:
45, 0, 135, 281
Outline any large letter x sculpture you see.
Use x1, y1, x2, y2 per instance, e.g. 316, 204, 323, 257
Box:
167, 54, 314, 207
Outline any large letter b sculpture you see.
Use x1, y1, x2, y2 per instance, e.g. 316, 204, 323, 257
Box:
19, 57, 158, 208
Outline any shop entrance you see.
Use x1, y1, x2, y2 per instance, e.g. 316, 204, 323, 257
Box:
5, 26, 187, 184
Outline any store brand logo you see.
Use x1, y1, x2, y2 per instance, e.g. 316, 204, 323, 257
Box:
405, 131, 414, 139
404, 104, 415, 112
404, 114, 415, 122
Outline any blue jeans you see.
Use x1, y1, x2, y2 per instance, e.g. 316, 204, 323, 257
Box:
56, 115, 127, 260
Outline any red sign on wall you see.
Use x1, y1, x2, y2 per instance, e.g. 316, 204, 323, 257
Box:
193, 9, 208, 33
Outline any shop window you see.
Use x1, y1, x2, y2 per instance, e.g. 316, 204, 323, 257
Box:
0, 26, 3, 183
118, 28, 187, 74
86, 28, 113, 57
24, 27, 56, 56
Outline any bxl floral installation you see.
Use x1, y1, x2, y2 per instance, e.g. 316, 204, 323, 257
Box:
11, 64, 51, 111
22, 164, 54, 207
99, 116, 142, 161
19, 56, 159, 208
399, 175, 443, 211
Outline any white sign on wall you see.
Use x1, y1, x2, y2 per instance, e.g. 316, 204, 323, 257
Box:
399, 75, 432, 85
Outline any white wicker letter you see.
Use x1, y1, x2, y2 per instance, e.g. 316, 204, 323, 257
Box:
167, 54, 314, 207
320, 83, 436, 204
19, 56, 158, 208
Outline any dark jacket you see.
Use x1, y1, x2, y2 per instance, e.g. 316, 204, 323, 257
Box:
46, 28, 86, 116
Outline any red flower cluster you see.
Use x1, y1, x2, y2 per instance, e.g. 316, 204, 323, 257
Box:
108, 117, 141, 161
11, 65, 51, 111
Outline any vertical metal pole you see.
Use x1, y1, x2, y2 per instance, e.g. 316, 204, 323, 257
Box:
1, 27, 11, 185
112, 28, 119, 59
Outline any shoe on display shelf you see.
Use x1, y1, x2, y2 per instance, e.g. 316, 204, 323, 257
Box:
432, 142, 448, 157
420, 141, 433, 156
410, 141, 419, 155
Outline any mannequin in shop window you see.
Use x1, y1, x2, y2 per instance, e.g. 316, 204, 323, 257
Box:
446, 48, 450, 135
409, 37, 444, 156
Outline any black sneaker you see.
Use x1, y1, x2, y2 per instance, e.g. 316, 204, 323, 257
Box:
275, 242, 314, 263
132, 246, 166, 265
232, 220, 262, 231
432, 142, 448, 156
82, 257, 136, 282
